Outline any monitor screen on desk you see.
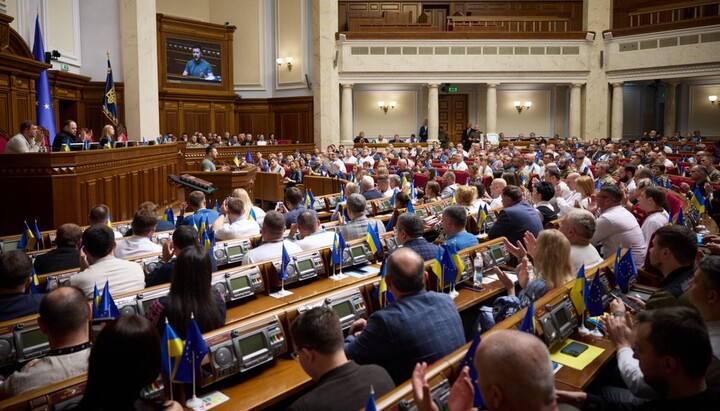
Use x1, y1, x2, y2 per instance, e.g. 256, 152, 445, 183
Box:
18, 328, 48, 355
69, 143, 84, 151
238, 332, 266, 358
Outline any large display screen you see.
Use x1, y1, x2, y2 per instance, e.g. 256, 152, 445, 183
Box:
238, 333, 266, 357
166, 37, 222, 85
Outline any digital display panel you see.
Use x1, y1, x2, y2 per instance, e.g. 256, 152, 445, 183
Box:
434, 205, 443, 214
141, 298, 155, 313
227, 245, 244, 258
351, 247, 365, 257
416, 209, 426, 217
19, 328, 48, 351
297, 259, 314, 272
491, 246, 504, 260
332, 301, 354, 319
238, 333, 266, 357
555, 307, 570, 329
230, 276, 250, 290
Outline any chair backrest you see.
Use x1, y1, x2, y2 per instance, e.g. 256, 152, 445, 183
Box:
413, 173, 429, 189
451, 170, 470, 185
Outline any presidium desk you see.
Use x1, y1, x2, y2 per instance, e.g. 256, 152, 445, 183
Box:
0, 144, 182, 236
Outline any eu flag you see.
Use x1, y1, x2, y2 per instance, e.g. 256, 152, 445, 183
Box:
407, 201, 415, 214
460, 331, 485, 407
95, 281, 120, 319
32, 16, 57, 146
615, 248, 637, 293
102, 55, 119, 126
245, 150, 253, 164
280, 243, 291, 281
174, 316, 209, 383
518, 298, 535, 334
365, 387, 377, 411
585, 268, 605, 317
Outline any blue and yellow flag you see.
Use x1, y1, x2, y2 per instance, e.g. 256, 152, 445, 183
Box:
106, 214, 113, 229
615, 248, 637, 293
518, 298, 535, 334
164, 207, 174, 223
95, 281, 120, 319
174, 315, 209, 383
460, 331, 485, 407
201, 229, 211, 251
585, 268, 604, 317
448, 244, 465, 283
570, 265, 587, 314
29, 266, 41, 294
431, 247, 443, 286
248, 208, 257, 222
62, 143, 70, 152
212, 199, 219, 212
378, 263, 394, 308
407, 201, 415, 214
675, 208, 684, 225
234, 153, 240, 167
32, 16, 57, 146
476, 203, 488, 226
92, 284, 101, 315
366, 223, 382, 255
332, 232, 346, 265
161, 320, 184, 382
691, 187, 707, 214
102, 54, 118, 126
18, 221, 35, 251
385, 212, 395, 232
198, 214, 207, 241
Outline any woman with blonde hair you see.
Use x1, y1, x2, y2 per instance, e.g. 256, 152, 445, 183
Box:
455, 184, 478, 208
231, 188, 265, 224
99, 124, 115, 147
492, 229, 574, 321
574, 176, 595, 209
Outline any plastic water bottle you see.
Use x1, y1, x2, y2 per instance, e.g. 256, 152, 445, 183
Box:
473, 254, 484, 286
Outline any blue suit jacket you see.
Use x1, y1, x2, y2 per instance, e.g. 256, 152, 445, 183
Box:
176, 208, 220, 228
488, 201, 543, 246
344, 290, 465, 385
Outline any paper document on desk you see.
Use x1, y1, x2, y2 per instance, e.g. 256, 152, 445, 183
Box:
193, 391, 230, 410
549, 339, 605, 371
483, 271, 518, 284
344, 265, 381, 278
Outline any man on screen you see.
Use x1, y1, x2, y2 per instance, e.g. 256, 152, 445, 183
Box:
182, 46, 214, 78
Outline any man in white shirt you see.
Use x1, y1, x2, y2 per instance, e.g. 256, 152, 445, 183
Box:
5, 120, 41, 153
488, 178, 506, 209
545, 167, 571, 200
70, 225, 145, 298
553, 172, 582, 216
590, 184, 646, 265
293, 211, 335, 251
269, 158, 285, 177
359, 149, 374, 168
114, 210, 162, 259
450, 153, 468, 171
330, 153, 345, 172
242, 211, 302, 265
88, 204, 123, 239
637, 186, 670, 249
211, 197, 261, 241
559, 209, 604, 272
344, 149, 357, 164
376, 175, 392, 198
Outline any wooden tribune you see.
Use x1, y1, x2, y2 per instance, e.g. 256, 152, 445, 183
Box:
183, 166, 256, 203
0, 144, 181, 236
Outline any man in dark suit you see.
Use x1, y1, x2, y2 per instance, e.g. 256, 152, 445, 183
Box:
344, 248, 465, 384
488, 185, 543, 246
394, 213, 439, 261
418, 119, 429, 143
461, 122, 475, 151
33, 223, 82, 274
51, 120, 81, 152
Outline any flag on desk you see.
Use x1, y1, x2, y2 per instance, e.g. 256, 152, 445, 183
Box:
460, 330, 485, 407
198, 215, 207, 241
389, 189, 397, 207
18, 221, 34, 251
201, 229, 211, 252
93, 281, 120, 319
331, 232, 346, 265
674, 208, 684, 225
233, 153, 240, 167
102, 54, 119, 126
161, 320, 184, 382
585, 268, 605, 317
83, 139, 89, 150
409, 181, 416, 200
164, 207, 174, 224
245, 150, 253, 164
212, 199, 219, 213
364, 386, 377, 411
365, 223, 382, 256
432, 245, 463, 287
476, 203, 488, 227
32, 15, 57, 147
29, 266, 41, 294
691, 187, 707, 214
62, 143, 70, 152
174, 315, 209, 383
385, 212, 395, 232
518, 298, 535, 334
33, 220, 43, 250
378, 262, 394, 308
615, 248, 637, 294
407, 201, 415, 214
248, 208, 257, 222
279, 243, 291, 281
570, 265, 587, 314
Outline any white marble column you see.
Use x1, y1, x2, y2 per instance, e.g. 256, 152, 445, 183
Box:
664, 81, 679, 136
312, 0, 339, 148
611, 82, 624, 141
119, 0, 159, 140
569, 83, 583, 139
486, 83, 498, 134
428, 83, 439, 142
340, 83, 354, 146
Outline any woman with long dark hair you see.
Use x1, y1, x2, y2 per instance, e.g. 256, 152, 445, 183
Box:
145, 245, 225, 336
77, 315, 181, 410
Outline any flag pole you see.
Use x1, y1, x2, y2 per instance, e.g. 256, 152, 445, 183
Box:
186, 312, 202, 410
165, 318, 174, 402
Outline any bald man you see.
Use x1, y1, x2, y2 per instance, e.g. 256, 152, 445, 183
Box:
489, 178, 507, 209
412, 329, 559, 411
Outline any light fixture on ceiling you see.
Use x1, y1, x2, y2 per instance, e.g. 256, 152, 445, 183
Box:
378, 101, 396, 114
514, 101, 532, 114
276, 57, 293, 71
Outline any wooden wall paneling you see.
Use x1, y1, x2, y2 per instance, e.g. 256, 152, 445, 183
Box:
184, 111, 211, 135
102, 176, 116, 220
131, 171, 141, 214
117, 173, 131, 220
81, 82, 125, 137
0, 90, 9, 134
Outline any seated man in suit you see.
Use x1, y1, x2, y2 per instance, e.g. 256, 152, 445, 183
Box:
394, 213, 440, 261
288, 307, 395, 411
488, 185, 543, 246
0, 286, 91, 398
176, 190, 220, 228
441, 206, 479, 251
0, 251, 45, 322
344, 248, 465, 385
34, 223, 82, 274
51, 119, 81, 152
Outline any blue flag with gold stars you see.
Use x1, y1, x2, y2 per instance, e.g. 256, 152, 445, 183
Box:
102, 56, 119, 126
174, 316, 209, 383
32, 16, 57, 145
585, 268, 605, 317
460, 331, 485, 408
615, 248, 637, 293
518, 299, 535, 334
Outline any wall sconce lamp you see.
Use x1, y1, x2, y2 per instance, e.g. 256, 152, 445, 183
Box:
378, 101, 396, 114
276, 57, 293, 71
514, 101, 532, 114
710, 95, 719, 107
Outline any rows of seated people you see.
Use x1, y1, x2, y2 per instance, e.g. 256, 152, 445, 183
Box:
2, 128, 720, 409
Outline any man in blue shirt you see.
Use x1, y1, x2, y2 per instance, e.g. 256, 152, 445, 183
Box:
182, 46, 214, 78
441, 206, 479, 251
281, 187, 316, 229
176, 191, 220, 227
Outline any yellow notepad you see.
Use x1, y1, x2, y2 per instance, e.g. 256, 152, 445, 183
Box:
549, 339, 605, 371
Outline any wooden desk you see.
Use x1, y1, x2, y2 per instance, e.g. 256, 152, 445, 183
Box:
254, 172, 284, 204
0, 144, 181, 236
224, 295, 287, 325
278, 271, 378, 304
553, 334, 616, 390
454, 281, 505, 312
302, 175, 346, 197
